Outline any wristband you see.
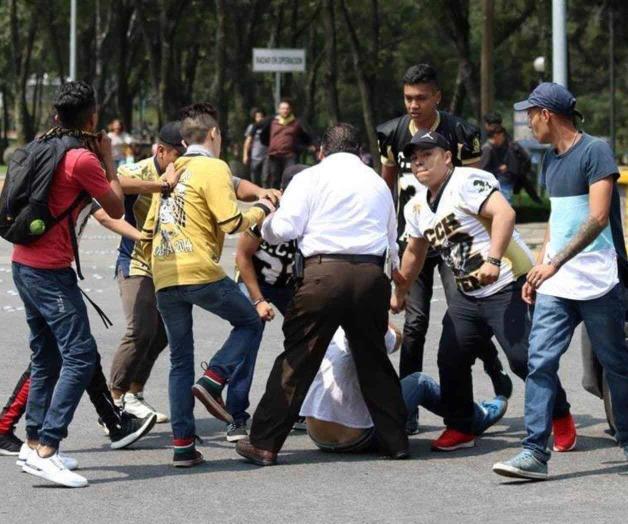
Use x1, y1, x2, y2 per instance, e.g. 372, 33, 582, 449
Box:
486, 256, 501, 268
252, 297, 266, 306
253, 202, 272, 216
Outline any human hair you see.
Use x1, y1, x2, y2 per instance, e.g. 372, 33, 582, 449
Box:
320, 123, 361, 157
178, 103, 219, 144
279, 98, 293, 108
250, 107, 265, 119
487, 125, 506, 138
402, 64, 439, 88
53, 81, 96, 130
483, 112, 502, 125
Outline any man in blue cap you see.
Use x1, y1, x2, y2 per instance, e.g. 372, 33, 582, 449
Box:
493, 83, 628, 480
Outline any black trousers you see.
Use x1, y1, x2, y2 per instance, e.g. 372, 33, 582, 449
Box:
399, 255, 505, 379
438, 277, 570, 433
264, 155, 296, 189
249, 259, 408, 455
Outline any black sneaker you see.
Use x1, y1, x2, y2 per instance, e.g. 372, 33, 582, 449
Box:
0, 432, 23, 456
226, 421, 248, 442
109, 412, 157, 450
489, 369, 513, 399
173, 448, 204, 468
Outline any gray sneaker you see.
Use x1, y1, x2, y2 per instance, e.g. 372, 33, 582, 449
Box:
226, 421, 248, 443
492, 450, 548, 480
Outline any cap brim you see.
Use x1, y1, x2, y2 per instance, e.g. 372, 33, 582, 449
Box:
513, 99, 536, 111
403, 142, 442, 158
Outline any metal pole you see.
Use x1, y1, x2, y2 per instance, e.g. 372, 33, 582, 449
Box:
609, 5, 615, 154
481, 0, 494, 118
552, 0, 567, 87
69, 0, 77, 80
274, 72, 281, 110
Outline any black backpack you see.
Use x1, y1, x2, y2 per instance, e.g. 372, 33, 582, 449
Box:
0, 128, 91, 278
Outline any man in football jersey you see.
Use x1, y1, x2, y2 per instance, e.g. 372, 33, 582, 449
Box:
391, 130, 573, 451
376, 64, 512, 428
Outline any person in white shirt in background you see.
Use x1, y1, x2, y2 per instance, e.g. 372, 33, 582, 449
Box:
235, 123, 409, 466
107, 119, 134, 167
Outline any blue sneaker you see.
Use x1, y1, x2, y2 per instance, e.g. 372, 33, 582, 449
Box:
493, 450, 548, 480
472, 396, 508, 435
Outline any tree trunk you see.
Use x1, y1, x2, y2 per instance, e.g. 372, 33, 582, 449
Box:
213, 0, 227, 133
339, 0, 380, 170
322, 0, 340, 124
10, 0, 37, 143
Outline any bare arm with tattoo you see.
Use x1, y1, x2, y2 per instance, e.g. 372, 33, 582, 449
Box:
526, 177, 614, 292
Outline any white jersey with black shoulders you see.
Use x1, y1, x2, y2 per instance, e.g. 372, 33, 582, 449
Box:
403, 167, 533, 298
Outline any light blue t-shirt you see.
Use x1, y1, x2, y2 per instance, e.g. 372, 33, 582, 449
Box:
539, 133, 621, 299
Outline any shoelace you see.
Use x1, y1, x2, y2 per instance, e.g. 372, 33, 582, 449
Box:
200, 361, 210, 372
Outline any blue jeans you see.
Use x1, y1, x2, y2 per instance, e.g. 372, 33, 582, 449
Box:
401, 372, 486, 433
12, 262, 98, 448
227, 282, 293, 423
523, 284, 628, 462
156, 277, 263, 439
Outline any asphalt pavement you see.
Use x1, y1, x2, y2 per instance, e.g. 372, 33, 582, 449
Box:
0, 221, 626, 524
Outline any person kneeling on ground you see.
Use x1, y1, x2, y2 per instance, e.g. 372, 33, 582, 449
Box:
300, 326, 507, 453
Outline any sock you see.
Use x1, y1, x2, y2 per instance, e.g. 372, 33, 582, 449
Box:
173, 437, 195, 458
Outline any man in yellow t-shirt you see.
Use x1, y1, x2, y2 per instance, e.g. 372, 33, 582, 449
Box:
109, 122, 283, 426
141, 103, 276, 468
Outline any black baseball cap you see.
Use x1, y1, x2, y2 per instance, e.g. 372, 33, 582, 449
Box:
158, 121, 185, 153
513, 82, 583, 119
403, 130, 450, 158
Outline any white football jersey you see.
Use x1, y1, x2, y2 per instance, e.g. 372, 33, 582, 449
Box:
404, 167, 533, 298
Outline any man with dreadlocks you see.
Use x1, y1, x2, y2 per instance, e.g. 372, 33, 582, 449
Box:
10, 81, 125, 487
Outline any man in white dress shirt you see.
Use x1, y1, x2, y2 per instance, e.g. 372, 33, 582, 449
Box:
235, 123, 409, 466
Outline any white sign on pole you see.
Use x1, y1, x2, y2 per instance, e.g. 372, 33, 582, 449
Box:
252, 48, 306, 73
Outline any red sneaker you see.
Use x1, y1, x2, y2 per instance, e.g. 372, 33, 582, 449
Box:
552, 413, 577, 452
431, 428, 475, 451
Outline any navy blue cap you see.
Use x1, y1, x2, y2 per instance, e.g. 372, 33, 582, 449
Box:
403, 129, 450, 158
514, 82, 583, 119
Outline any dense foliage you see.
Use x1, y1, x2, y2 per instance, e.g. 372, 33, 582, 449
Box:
0, 0, 625, 162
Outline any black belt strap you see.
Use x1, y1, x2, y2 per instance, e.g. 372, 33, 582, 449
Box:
305, 254, 385, 266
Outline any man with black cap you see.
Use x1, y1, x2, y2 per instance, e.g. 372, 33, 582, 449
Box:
391, 129, 573, 452
376, 64, 511, 423
108, 121, 187, 421
493, 83, 628, 480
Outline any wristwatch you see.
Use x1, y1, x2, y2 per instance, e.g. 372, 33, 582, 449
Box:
486, 256, 502, 268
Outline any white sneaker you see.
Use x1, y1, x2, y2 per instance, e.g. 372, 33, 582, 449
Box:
16, 443, 78, 470
22, 451, 87, 488
123, 392, 169, 423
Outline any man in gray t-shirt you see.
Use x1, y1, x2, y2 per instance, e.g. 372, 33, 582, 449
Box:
493, 82, 628, 481
243, 108, 268, 186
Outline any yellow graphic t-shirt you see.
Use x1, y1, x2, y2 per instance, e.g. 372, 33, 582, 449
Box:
141, 155, 265, 291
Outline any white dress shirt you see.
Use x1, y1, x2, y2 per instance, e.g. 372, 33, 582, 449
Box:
261, 152, 399, 268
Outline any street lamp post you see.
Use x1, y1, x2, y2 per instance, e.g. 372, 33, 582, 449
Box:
69, 0, 77, 81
